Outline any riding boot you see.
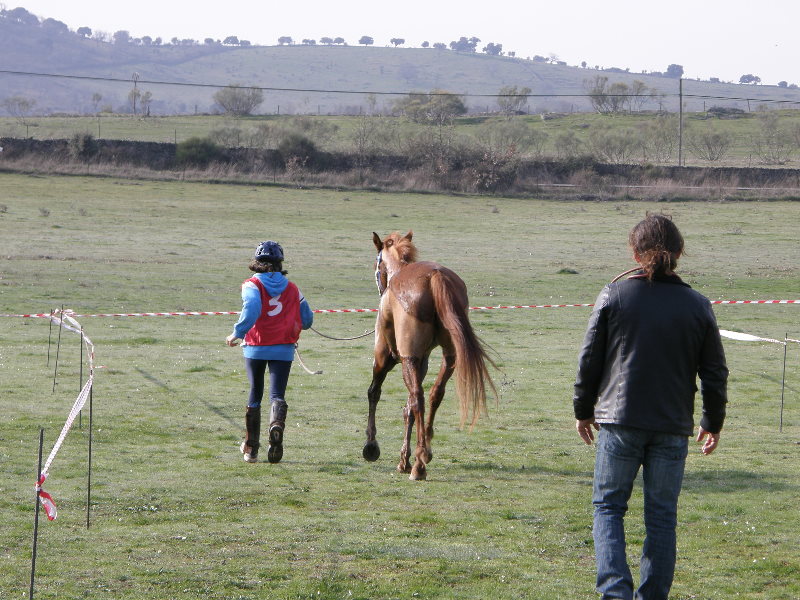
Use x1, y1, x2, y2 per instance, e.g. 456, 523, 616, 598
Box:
241, 406, 261, 463
267, 400, 287, 463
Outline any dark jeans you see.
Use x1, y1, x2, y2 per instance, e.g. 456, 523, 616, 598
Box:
245, 358, 292, 409
592, 424, 688, 600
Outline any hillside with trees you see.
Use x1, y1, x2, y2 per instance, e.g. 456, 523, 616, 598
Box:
3, 5, 800, 117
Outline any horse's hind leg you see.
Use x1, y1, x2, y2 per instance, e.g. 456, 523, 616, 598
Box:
363, 344, 396, 462
397, 405, 414, 473
398, 355, 427, 472
424, 352, 456, 463
401, 356, 429, 481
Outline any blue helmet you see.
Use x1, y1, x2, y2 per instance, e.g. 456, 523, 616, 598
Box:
254, 240, 284, 262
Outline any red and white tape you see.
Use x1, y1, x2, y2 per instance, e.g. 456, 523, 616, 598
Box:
36, 310, 95, 521
2, 299, 797, 319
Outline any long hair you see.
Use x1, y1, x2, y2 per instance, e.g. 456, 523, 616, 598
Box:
249, 258, 288, 275
628, 214, 684, 280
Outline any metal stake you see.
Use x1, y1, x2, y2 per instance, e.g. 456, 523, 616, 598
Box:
30, 428, 44, 600
52, 305, 64, 393
79, 327, 84, 429
87, 385, 94, 529
46, 309, 54, 367
780, 333, 788, 433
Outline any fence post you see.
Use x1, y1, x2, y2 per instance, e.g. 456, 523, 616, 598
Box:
678, 78, 683, 167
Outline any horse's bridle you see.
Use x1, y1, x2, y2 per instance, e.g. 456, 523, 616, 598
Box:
375, 251, 387, 296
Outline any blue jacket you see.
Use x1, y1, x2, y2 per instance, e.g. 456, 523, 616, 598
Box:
231, 272, 313, 360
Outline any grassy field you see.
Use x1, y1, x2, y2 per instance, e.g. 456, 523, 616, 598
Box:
4, 109, 800, 170
1, 173, 798, 599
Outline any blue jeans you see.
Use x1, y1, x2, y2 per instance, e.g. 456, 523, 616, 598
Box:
245, 358, 292, 409
592, 424, 688, 600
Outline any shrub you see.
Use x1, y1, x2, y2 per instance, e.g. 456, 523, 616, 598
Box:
175, 137, 224, 167
277, 134, 318, 165
68, 132, 98, 161
208, 126, 243, 147
685, 128, 733, 162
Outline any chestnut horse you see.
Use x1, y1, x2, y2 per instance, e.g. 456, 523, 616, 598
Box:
363, 231, 496, 480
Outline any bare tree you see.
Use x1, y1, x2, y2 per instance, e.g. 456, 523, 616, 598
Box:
91, 92, 103, 113
496, 85, 531, 117
628, 80, 650, 112
1, 95, 36, 125
140, 91, 153, 117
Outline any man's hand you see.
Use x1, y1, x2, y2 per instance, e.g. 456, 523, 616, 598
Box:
225, 335, 240, 347
576, 418, 599, 445
696, 427, 720, 455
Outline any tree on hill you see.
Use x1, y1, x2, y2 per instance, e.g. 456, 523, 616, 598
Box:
333, 37, 345, 45
390, 38, 405, 47
278, 36, 293, 45
483, 42, 503, 56
433, 42, 446, 50
359, 36, 374, 46
739, 73, 761, 85
4, 7, 39, 26
421, 41, 429, 48
223, 36, 239, 45
320, 37, 334, 45
113, 30, 131, 44
77, 26, 92, 38
213, 84, 264, 116
449, 36, 479, 52
41, 18, 69, 35
665, 64, 684, 78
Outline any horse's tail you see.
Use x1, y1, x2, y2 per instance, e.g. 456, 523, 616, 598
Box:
430, 269, 497, 429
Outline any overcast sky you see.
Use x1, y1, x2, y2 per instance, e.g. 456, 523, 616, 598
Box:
12, 0, 800, 86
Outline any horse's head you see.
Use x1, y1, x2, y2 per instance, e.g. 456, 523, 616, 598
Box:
372, 231, 416, 295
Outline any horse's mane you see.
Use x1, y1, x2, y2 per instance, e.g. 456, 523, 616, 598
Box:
386, 232, 418, 264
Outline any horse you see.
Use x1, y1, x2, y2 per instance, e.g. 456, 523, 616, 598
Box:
363, 231, 497, 480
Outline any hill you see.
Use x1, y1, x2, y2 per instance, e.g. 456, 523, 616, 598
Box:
3, 6, 800, 116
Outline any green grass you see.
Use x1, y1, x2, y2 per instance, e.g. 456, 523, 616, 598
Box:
1, 173, 798, 599
5, 108, 800, 170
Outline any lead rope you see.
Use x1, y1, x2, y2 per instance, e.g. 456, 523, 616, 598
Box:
294, 326, 376, 375
309, 326, 375, 341
294, 343, 323, 375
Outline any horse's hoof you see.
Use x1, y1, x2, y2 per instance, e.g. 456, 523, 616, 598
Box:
362, 441, 380, 462
397, 462, 412, 473
410, 466, 427, 481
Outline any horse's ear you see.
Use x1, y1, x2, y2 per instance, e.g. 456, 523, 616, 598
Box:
404, 230, 413, 241
372, 232, 383, 251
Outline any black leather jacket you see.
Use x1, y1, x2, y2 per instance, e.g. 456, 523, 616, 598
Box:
573, 273, 728, 435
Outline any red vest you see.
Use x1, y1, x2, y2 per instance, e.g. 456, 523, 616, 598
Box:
243, 277, 302, 346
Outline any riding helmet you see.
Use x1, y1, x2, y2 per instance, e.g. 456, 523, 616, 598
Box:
254, 240, 284, 262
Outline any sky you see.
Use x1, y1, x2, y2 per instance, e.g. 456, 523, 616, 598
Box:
10, 0, 800, 86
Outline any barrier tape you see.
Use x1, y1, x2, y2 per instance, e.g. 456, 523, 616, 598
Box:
2, 299, 798, 319
36, 310, 95, 521
719, 330, 786, 345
